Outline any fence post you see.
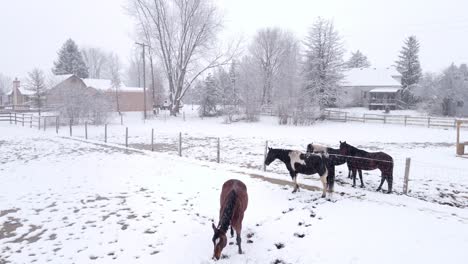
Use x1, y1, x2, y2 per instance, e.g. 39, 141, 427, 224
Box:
151, 128, 154, 151
383, 115, 386, 124
22, 114, 24, 126
85, 122, 88, 139
14, 113, 17, 125
120, 115, 123, 125
344, 112, 348, 122
104, 124, 107, 143
183, 112, 186, 122
30, 115, 32, 128
38, 117, 41, 130
9, 112, 12, 124
69, 119, 72, 136
427, 117, 430, 128
362, 114, 365, 123
125, 127, 128, 148
404, 115, 408, 126
403, 157, 411, 194
43, 117, 46, 131
263, 140, 268, 172
178, 132, 182, 157
217, 137, 220, 163
56, 116, 59, 134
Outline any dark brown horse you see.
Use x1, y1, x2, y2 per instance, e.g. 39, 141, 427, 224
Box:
212, 179, 248, 260
339, 141, 394, 193
306, 143, 359, 179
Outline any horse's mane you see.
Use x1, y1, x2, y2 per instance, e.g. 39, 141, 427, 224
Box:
218, 190, 237, 232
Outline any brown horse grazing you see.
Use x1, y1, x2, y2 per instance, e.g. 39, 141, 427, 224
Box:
212, 179, 248, 260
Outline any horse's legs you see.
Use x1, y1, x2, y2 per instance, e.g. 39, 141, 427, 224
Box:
352, 169, 357, 187
230, 226, 234, 238
320, 173, 328, 198
358, 170, 365, 188
376, 174, 386, 192
235, 228, 243, 254
386, 173, 393, 194
291, 172, 299, 193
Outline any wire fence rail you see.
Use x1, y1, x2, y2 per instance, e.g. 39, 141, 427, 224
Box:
323, 110, 468, 129
3, 111, 468, 207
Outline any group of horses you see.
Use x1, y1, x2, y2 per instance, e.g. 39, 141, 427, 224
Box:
211, 142, 393, 260
265, 141, 394, 197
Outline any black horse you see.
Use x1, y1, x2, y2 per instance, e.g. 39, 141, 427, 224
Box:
306, 143, 359, 180
264, 147, 334, 198
339, 141, 394, 193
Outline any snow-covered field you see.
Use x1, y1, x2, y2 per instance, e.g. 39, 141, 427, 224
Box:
50, 108, 468, 208
1, 123, 468, 264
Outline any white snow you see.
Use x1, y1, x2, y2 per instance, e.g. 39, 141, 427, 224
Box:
1, 113, 468, 263
342, 68, 401, 87
369, 87, 401, 93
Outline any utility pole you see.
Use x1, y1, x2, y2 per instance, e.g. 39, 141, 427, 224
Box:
135, 42, 149, 120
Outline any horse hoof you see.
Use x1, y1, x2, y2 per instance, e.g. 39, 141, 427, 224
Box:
321, 194, 326, 198
352, 185, 356, 188
376, 188, 381, 192
360, 185, 365, 188
386, 191, 392, 194
292, 189, 297, 194
238, 249, 243, 254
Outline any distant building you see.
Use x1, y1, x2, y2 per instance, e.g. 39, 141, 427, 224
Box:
48, 74, 152, 112
4, 78, 35, 110
339, 68, 403, 110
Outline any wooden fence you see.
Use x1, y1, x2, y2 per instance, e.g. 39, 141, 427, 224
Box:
323, 110, 468, 129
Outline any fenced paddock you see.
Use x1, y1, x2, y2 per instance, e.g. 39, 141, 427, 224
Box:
324, 110, 468, 129
2, 111, 468, 208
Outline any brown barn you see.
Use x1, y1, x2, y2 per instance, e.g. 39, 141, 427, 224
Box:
49, 74, 152, 112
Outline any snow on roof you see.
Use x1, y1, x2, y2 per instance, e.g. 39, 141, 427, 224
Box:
341, 68, 401, 87
52, 74, 74, 84
82, 78, 113, 91
119, 86, 144, 92
7, 86, 36, 96
369, 87, 401, 93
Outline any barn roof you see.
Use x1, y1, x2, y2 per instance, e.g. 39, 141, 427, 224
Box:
6, 86, 36, 96
341, 68, 401, 87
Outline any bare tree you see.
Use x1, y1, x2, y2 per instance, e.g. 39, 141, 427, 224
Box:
108, 53, 122, 113
250, 28, 291, 105
0, 73, 12, 104
128, 0, 235, 116
126, 49, 143, 87
26, 68, 47, 115
82, 47, 109, 79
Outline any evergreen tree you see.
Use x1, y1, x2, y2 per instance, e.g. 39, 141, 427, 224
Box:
303, 17, 345, 109
52, 39, 89, 78
395, 36, 422, 105
199, 73, 221, 117
26, 68, 47, 115
347, 50, 371, 68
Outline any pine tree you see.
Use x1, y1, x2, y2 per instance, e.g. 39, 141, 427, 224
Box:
199, 73, 221, 117
52, 39, 89, 78
347, 50, 371, 68
303, 17, 345, 109
396, 36, 422, 87
26, 68, 47, 115
395, 36, 422, 105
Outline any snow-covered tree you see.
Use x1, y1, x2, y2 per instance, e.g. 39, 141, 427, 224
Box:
303, 17, 345, 109
0, 73, 12, 96
108, 53, 122, 112
396, 36, 422, 105
26, 68, 47, 115
198, 73, 221, 117
347, 50, 371, 68
129, 0, 235, 116
52, 39, 89, 78
81, 47, 109, 79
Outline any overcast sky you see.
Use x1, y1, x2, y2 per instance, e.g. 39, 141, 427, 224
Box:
1, 0, 468, 78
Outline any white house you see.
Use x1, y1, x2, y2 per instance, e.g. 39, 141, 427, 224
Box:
339, 68, 403, 109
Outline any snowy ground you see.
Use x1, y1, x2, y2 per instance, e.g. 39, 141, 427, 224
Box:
1, 124, 468, 264
46, 108, 468, 208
